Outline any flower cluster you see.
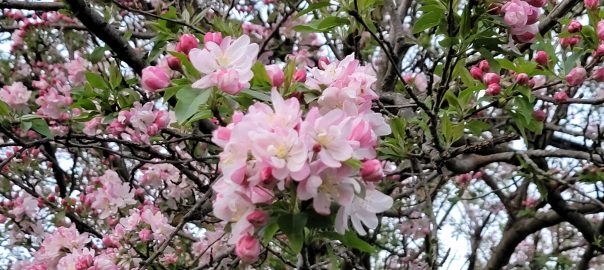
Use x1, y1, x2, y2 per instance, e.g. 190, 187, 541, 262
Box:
97, 102, 173, 143
500, 0, 545, 43
189, 33, 259, 95
0, 82, 32, 109
85, 170, 137, 219
211, 54, 392, 263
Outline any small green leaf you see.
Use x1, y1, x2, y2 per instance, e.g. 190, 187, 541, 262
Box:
277, 213, 307, 253
175, 87, 211, 124
262, 222, 280, 244
0, 100, 10, 115
241, 89, 271, 101
31, 118, 53, 138
343, 159, 363, 169
88, 46, 106, 63
319, 231, 376, 253
412, 11, 444, 34
109, 65, 123, 89
86, 72, 109, 90
250, 62, 273, 90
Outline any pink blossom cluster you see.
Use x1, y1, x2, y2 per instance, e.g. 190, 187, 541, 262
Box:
189, 33, 259, 95
0, 82, 32, 109
35, 84, 73, 120
84, 170, 137, 219
500, 0, 545, 43
6, 11, 76, 51
210, 54, 393, 262
96, 102, 173, 143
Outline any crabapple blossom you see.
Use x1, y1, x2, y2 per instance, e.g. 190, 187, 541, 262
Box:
175, 34, 199, 55
566, 66, 587, 86
0, 82, 31, 109
235, 233, 261, 263
535, 51, 548, 65
141, 66, 171, 91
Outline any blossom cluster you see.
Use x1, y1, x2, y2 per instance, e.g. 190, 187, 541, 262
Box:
211, 54, 393, 262
500, 0, 545, 43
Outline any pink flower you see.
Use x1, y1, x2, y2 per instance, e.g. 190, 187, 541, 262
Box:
568, 20, 582, 33
483, 72, 500, 85
139, 228, 153, 241
246, 210, 268, 227
294, 69, 307, 82
594, 67, 604, 82
478, 60, 490, 72
526, 0, 547, 7
141, 66, 170, 92
265, 64, 285, 87
598, 21, 604, 41
235, 233, 261, 263
515, 73, 529, 85
533, 109, 546, 121
486, 83, 501, 95
89, 170, 137, 218
566, 66, 586, 86
470, 66, 483, 80
502, 0, 528, 27
166, 56, 181, 70
335, 189, 393, 235
360, 159, 384, 182
554, 91, 569, 103
297, 163, 357, 215
535, 51, 548, 66
83, 117, 102, 136
204, 32, 223, 46
560, 36, 581, 48
189, 35, 258, 93
64, 57, 89, 85
585, 0, 599, 9
0, 82, 31, 108
301, 108, 353, 168
175, 34, 199, 55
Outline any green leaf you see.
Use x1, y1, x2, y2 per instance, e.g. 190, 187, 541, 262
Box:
109, 65, 123, 89
277, 213, 307, 253
466, 120, 491, 136
88, 46, 106, 63
293, 16, 349, 32
241, 89, 271, 101
175, 87, 211, 124
250, 62, 273, 90
295, 1, 331, 18
262, 222, 280, 244
169, 51, 200, 79
343, 159, 362, 169
31, 118, 53, 138
0, 100, 10, 115
319, 231, 375, 253
412, 11, 444, 34
86, 72, 109, 90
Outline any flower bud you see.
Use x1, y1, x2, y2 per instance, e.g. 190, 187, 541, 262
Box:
139, 228, 153, 241
568, 20, 583, 33
478, 60, 490, 72
594, 67, 604, 82
217, 69, 244, 95
235, 234, 261, 263
203, 32, 223, 46
265, 64, 285, 87
166, 56, 181, 71
293, 69, 307, 82
360, 159, 384, 182
515, 73, 529, 85
554, 91, 569, 103
141, 66, 170, 92
318, 57, 330, 69
470, 66, 483, 80
560, 37, 580, 48
533, 109, 546, 121
175, 34, 199, 55
526, 0, 547, 7
585, 0, 599, 9
483, 72, 500, 85
246, 210, 268, 227
535, 51, 548, 66
486, 83, 501, 95
566, 67, 587, 86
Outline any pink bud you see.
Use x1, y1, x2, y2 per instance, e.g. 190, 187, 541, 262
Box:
566, 67, 587, 86
594, 67, 604, 82
318, 57, 330, 69
293, 69, 307, 82
246, 210, 268, 227
560, 37, 581, 48
260, 167, 273, 185
167, 56, 181, 71
175, 34, 199, 55
265, 64, 285, 87
141, 66, 170, 92
486, 83, 501, 95
48, 194, 56, 203
533, 109, 546, 121
585, 0, 599, 9
361, 159, 384, 182
470, 66, 483, 80
595, 43, 604, 58
217, 69, 244, 95
102, 236, 115, 248
478, 60, 490, 72
37, 198, 44, 208
204, 32, 223, 46
139, 228, 153, 241
0, 214, 6, 223
235, 233, 261, 263
483, 72, 500, 85
535, 51, 548, 66
568, 20, 582, 33
554, 91, 569, 103
515, 73, 529, 85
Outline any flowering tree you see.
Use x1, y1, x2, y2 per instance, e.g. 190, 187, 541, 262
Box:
2, 0, 604, 269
